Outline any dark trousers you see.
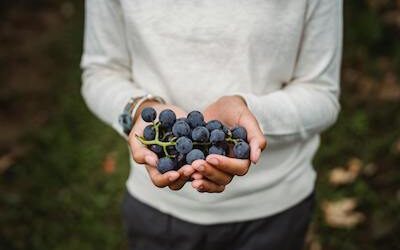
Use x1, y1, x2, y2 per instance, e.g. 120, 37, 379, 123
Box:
122, 191, 314, 250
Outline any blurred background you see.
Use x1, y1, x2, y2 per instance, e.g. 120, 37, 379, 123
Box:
0, 1, 399, 249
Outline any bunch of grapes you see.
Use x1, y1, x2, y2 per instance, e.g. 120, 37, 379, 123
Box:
136, 107, 250, 174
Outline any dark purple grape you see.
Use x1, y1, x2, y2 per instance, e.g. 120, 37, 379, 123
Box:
141, 107, 157, 122
149, 144, 163, 157
159, 109, 176, 129
233, 141, 250, 159
191, 126, 209, 142
231, 126, 247, 140
210, 129, 225, 144
175, 137, 193, 154
187, 111, 205, 128
143, 125, 155, 140
176, 117, 188, 123
206, 120, 222, 131
167, 145, 178, 157
208, 146, 226, 156
186, 149, 205, 165
172, 120, 191, 137
157, 157, 176, 174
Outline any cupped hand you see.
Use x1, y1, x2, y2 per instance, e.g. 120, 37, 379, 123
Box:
190, 95, 267, 193
128, 101, 195, 190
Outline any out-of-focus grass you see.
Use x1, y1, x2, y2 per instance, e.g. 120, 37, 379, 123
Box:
0, 1, 399, 250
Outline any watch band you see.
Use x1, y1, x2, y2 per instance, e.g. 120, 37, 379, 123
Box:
118, 94, 166, 136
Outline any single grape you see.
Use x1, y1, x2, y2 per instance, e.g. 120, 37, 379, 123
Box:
157, 157, 177, 174
233, 141, 250, 159
172, 120, 191, 137
159, 109, 176, 129
218, 141, 229, 151
191, 126, 209, 142
186, 149, 205, 165
205, 120, 222, 131
187, 111, 205, 128
167, 145, 178, 156
143, 125, 155, 140
175, 137, 193, 154
149, 144, 163, 157
210, 129, 225, 144
141, 107, 157, 122
208, 145, 226, 156
176, 117, 188, 123
231, 126, 247, 140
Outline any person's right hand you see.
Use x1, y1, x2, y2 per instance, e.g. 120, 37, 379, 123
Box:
128, 101, 195, 190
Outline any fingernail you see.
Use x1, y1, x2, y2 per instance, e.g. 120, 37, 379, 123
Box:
194, 165, 204, 171
253, 148, 261, 164
169, 173, 179, 182
208, 157, 219, 165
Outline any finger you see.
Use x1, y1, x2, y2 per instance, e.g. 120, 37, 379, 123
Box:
144, 165, 180, 188
191, 172, 204, 180
192, 179, 225, 193
205, 155, 250, 176
239, 112, 267, 163
192, 160, 233, 185
249, 139, 262, 165
168, 166, 194, 190
181, 165, 196, 178
128, 132, 158, 166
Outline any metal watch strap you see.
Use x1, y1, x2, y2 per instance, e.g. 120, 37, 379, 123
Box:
118, 94, 165, 136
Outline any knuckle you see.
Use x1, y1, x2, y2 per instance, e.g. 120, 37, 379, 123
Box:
132, 151, 142, 162
260, 137, 267, 149
224, 176, 233, 185
216, 186, 225, 193
151, 179, 165, 188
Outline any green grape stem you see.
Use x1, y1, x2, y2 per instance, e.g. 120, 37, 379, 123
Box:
136, 124, 241, 158
225, 137, 241, 144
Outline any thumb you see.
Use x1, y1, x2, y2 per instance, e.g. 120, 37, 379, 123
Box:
239, 111, 267, 164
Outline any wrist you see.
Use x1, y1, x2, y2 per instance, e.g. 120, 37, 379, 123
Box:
119, 95, 166, 136
218, 95, 247, 107
133, 100, 161, 124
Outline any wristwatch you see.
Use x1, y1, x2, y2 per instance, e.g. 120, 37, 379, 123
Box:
118, 94, 166, 136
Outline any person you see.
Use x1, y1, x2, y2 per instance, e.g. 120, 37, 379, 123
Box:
81, 0, 342, 249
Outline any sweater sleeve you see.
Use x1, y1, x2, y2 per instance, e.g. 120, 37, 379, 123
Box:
80, 0, 147, 136
241, 0, 343, 145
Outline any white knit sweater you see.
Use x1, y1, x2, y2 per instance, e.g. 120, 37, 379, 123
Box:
81, 0, 342, 224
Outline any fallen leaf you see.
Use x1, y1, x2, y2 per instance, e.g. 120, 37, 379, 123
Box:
304, 223, 322, 250
363, 163, 378, 176
392, 138, 400, 154
329, 167, 356, 185
328, 158, 363, 186
322, 198, 365, 228
0, 154, 14, 174
377, 72, 400, 101
310, 240, 322, 250
102, 152, 117, 174
347, 157, 362, 175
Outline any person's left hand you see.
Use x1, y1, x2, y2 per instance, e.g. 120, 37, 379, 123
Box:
190, 96, 267, 193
